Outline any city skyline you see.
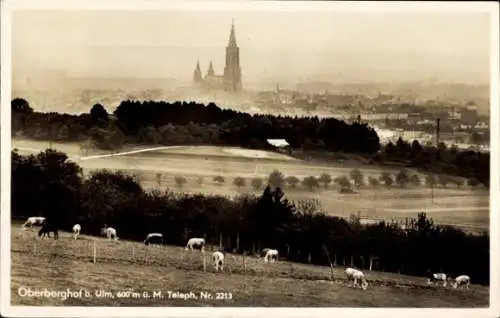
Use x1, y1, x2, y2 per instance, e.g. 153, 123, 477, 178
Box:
12, 8, 491, 85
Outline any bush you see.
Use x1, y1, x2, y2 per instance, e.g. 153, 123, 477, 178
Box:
250, 177, 264, 191
379, 172, 393, 188
410, 174, 421, 187
233, 176, 246, 189
318, 173, 332, 188
285, 176, 300, 188
334, 175, 352, 190
368, 176, 380, 188
302, 176, 320, 191
395, 168, 410, 188
268, 170, 285, 189
350, 169, 365, 188
213, 175, 225, 184
174, 176, 187, 188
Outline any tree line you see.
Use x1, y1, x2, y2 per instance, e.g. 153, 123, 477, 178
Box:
11, 97, 489, 186
11, 149, 489, 285
159, 168, 479, 192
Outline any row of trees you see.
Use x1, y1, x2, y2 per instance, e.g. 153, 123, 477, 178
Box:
11, 98, 489, 187
11, 149, 489, 285
151, 168, 478, 192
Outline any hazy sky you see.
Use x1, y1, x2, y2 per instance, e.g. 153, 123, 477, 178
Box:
12, 9, 492, 84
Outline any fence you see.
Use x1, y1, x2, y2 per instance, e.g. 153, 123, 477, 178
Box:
13, 230, 348, 280
11, 229, 457, 290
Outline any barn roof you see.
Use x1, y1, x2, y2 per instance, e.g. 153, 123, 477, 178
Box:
267, 139, 289, 147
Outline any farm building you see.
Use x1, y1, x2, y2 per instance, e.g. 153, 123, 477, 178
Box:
267, 139, 291, 153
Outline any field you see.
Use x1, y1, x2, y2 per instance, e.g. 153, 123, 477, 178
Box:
10, 224, 489, 307
12, 139, 490, 233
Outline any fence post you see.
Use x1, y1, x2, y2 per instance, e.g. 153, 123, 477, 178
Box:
322, 245, 334, 281
219, 233, 223, 249
132, 246, 135, 259
93, 240, 96, 264
144, 246, 149, 264
53, 238, 57, 258
243, 254, 246, 275
203, 251, 207, 272
236, 233, 240, 251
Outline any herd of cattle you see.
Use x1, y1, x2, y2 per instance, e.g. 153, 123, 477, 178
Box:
20, 216, 472, 291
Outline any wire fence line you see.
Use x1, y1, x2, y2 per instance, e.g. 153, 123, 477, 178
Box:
12, 230, 459, 291
12, 231, 295, 278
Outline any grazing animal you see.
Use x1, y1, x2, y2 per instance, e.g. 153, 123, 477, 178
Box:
38, 223, 59, 240
72, 224, 81, 240
101, 226, 118, 241
185, 238, 205, 251
144, 233, 163, 246
212, 251, 225, 272
427, 273, 447, 287
260, 248, 278, 263
452, 275, 471, 289
22, 216, 46, 229
345, 267, 368, 290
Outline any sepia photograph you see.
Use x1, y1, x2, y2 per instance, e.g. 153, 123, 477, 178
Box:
1, 0, 499, 317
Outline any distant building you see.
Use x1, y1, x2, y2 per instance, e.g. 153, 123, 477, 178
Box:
267, 139, 291, 153
193, 21, 242, 93
460, 107, 479, 126
267, 139, 290, 148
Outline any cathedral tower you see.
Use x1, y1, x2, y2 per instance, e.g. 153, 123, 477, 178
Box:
193, 60, 202, 83
223, 21, 242, 92
207, 60, 215, 77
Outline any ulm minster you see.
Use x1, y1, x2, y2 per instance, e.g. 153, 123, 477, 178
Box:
192, 21, 243, 93
8, 7, 492, 309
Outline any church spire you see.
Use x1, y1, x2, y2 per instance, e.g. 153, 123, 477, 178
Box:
228, 19, 237, 47
193, 59, 202, 83
207, 60, 215, 76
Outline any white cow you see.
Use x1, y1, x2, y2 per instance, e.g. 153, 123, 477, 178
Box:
345, 267, 368, 290
427, 273, 447, 287
262, 248, 279, 263
185, 238, 205, 251
22, 216, 46, 229
72, 224, 81, 240
144, 233, 163, 246
212, 251, 225, 272
452, 275, 471, 289
101, 226, 118, 241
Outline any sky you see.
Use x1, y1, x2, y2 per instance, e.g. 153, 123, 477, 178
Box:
12, 8, 492, 85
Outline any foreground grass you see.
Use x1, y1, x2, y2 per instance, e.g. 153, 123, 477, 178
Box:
11, 227, 489, 307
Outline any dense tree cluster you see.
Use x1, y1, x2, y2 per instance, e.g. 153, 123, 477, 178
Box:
11, 149, 489, 285
11, 98, 489, 186
375, 138, 489, 186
